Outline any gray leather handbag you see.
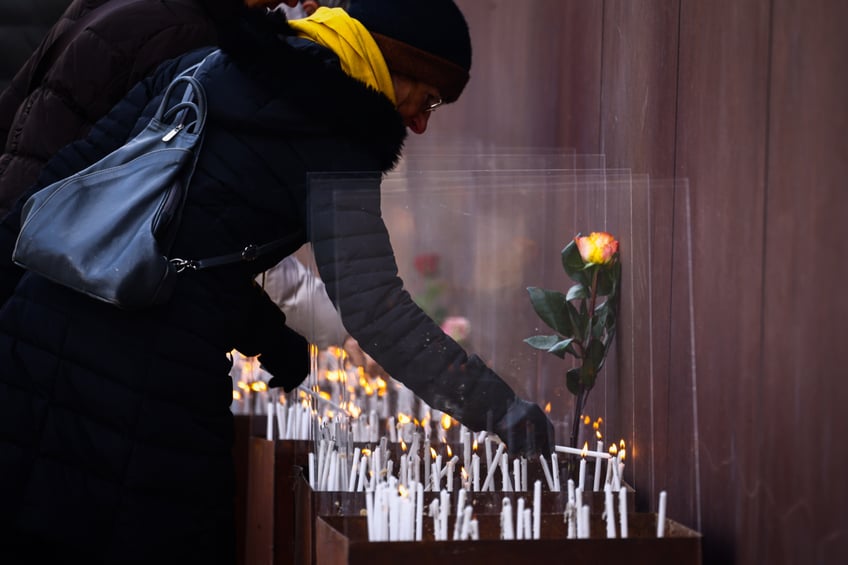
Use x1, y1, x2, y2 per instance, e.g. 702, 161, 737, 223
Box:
13, 51, 292, 310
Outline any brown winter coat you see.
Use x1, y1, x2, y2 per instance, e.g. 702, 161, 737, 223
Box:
0, 0, 235, 216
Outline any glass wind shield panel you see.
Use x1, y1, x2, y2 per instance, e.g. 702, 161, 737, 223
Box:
301, 170, 636, 487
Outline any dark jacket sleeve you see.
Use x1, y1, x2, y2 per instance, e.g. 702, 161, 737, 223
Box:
308, 173, 519, 433
0, 53, 198, 303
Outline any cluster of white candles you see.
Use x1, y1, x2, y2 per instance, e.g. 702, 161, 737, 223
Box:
498, 480, 544, 539
365, 481, 481, 542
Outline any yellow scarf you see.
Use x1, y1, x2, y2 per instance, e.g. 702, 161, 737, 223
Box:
287, 7, 396, 104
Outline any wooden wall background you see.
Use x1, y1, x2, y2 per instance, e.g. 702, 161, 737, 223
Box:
398, 0, 848, 563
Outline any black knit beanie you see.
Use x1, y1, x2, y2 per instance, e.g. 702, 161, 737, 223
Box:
346, 0, 472, 103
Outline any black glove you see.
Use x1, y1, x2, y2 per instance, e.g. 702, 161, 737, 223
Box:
494, 397, 555, 458
261, 326, 310, 392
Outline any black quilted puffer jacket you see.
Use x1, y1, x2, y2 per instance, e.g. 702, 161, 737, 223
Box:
0, 8, 533, 564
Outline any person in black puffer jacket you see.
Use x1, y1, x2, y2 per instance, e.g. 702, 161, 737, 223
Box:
0, 1, 554, 563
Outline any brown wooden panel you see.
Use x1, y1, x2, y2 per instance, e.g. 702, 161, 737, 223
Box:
760, 1, 848, 564
674, 2, 772, 563
598, 0, 681, 520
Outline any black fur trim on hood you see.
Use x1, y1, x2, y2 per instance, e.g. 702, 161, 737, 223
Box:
215, 7, 407, 172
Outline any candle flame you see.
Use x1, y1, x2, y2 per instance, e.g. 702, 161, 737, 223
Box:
583, 414, 591, 425
581, 442, 588, 458
544, 402, 551, 414
318, 391, 331, 401
376, 377, 388, 397
596, 429, 602, 440
461, 467, 469, 481
250, 381, 267, 393
348, 403, 362, 419
400, 439, 408, 452
609, 444, 618, 456
232, 390, 242, 401
472, 438, 478, 452
325, 369, 344, 382
397, 413, 412, 425
441, 413, 452, 430
430, 447, 437, 460
398, 484, 409, 498
446, 445, 453, 457
361, 448, 372, 457
237, 380, 250, 392
620, 439, 626, 450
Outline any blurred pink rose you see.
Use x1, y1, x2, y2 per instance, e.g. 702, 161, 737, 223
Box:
441, 316, 471, 342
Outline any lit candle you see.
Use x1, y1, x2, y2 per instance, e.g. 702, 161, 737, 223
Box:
472, 454, 480, 491
619, 486, 628, 538
657, 491, 667, 537
604, 486, 616, 538
578, 457, 587, 491
356, 453, 368, 492
532, 480, 542, 539
433, 455, 442, 491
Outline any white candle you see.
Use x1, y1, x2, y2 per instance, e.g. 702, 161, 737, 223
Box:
470, 519, 479, 540
551, 453, 561, 491
389, 489, 400, 541
485, 437, 494, 469
429, 498, 440, 540
439, 489, 450, 541
555, 444, 613, 459
265, 401, 274, 440
472, 454, 480, 491
500, 452, 512, 491
433, 456, 442, 491
657, 491, 667, 537
521, 458, 528, 492
566, 501, 576, 539
593, 440, 603, 491
619, 486, 629, 538
460, 505, 473, 540
604, 487, 616, 538
415, 482, 424, 540
276, 402, 286, 439
453, 489, 467, 540
399, 496, 414, 541
357, 454, 368, 492
388, 416, 397, 443
523, 508, 532, 540
567, 479, 576, 506
366, 490, 375, 540
532, 480, 542, 539
501, 498, 514, 540
516, 497, 525, 539
308, 452, 316, 486
580, 505, 590, 539
481, 444, 505, 492
513, 459, 521, 493
578, 458, 587, 491
462, 427, 472, 470
348, 448, 361, 492
539, 455, 554, 490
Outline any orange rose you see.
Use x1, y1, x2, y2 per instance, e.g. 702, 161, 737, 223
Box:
574, 232, 619, 265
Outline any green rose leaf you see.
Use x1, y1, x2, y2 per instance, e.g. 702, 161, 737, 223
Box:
566, 367, 582, 395
580, 339, 606, 389
527, 287, 573, 336
595, 259, 621, 297
561, 240, 591, 287
547, 337, 576, 358
566, 301, 586, 342
566, 283, 588, 302
524, 335, 567, 359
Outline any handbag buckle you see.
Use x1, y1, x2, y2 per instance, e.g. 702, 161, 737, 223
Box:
241, 244, 259, 262
170, 258, 197, 272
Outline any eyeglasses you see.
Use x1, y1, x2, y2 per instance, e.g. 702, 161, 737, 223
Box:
424, 95, 444, 113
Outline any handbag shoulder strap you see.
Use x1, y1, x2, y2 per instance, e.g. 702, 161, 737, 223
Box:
171, 230, 307, 273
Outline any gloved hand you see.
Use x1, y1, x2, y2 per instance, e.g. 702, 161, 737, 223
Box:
494, 397, 555, 458
261, 326, 310, 392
